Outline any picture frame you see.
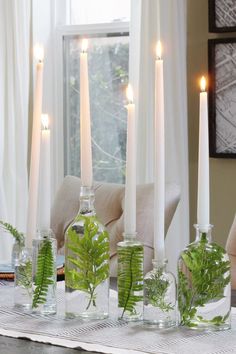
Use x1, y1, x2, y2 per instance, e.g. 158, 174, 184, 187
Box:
209, 0, 236, 33
208, 38, 236, 158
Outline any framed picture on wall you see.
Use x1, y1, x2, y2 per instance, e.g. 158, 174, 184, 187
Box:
208, 38, 236, 158
209, 0, 236, 33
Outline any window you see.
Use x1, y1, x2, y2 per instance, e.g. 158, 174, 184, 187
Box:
63, 32, 129, 183
70, 0, 130, 25
60, 1, 130, 184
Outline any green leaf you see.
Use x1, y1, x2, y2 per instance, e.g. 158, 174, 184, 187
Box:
178, 236, 230, 327
32, 239, 55, 309
117, 244, 144, 318
0, 221, 25, 246
144, 268, 174, 312
65, 215, 109, 310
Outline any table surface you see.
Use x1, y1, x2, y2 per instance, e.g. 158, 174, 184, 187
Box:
0, 287, 235, 354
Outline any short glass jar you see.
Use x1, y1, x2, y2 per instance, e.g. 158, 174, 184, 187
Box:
144, 259, 176, 327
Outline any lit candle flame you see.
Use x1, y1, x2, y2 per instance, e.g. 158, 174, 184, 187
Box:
200, 76, 207, 92
156, 41, 162, 60
126, 84, 133, 104
41, 114, 49, 130
34, 44, 44, 62
81, 39, 88, 52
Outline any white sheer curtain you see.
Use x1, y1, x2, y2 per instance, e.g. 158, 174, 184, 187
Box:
0, 0, 30, 263
130, 0, 189, 273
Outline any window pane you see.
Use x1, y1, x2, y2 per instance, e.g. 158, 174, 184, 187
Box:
63, 34, 129, 183
70, 0, 130, 25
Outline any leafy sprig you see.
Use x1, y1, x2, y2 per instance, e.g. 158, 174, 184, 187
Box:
144, 269, 174, 312
65, 216, 109, 310
118, 244, 143, 318
16, 260, 32, 297
32, 239, 55, 309
0, 221, 25, 245
178, 235, 230, 327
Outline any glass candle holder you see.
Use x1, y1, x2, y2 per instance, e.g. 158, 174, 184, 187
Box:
32, 230, 57, 315
65, 186, 110, 320
117, 233, 144, 321
178, 224, 231, 331
144, 259, 176, 327
14, 247, 32, 310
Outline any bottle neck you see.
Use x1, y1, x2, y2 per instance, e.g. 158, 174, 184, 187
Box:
152, 259, 168, 272
194, 224, 212, 243
79, 186, 95, 215
122, 232, 137, 242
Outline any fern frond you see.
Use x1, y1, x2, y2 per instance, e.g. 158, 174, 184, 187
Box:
0, 221, 25, 245
32, 239, 55, 308
65, 215, 109, 310
117, 244, 144, 318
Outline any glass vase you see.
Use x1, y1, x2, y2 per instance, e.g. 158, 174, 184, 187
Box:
144, 259, 176, 327
12, 239, 25, 268
117, 234, 144, 321
14, 247, 32, 310
32, 230, 57, 315
65, 186, 110, 319
178, 224, 231, 331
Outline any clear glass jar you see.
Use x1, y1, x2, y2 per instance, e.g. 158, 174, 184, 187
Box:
144, 259, 176, 327
117, 234, 144, 321
178, 224, 231, 331
32, 230, 57, 315
65, 186, 110, 319
12, 239, 25, 268
14, 247, 32, 310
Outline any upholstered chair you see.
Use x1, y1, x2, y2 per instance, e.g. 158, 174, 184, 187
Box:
226, 214, 236, 289
51, 175, 181, 276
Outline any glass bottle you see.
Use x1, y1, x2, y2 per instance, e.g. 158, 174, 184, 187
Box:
144, 259, 176, 327
32, 230, 57, 315
117, 233, 144, 321
12, 238, 25, 269
178, 224, 231, 331
14, 247, 32, 310
65, 186, 109, 319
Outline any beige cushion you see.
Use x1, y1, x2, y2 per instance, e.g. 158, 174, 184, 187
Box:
51, 175, 181, 275
226, 214, 236, 289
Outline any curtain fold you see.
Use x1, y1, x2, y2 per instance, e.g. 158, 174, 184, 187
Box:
130, 0, 189, 273
0, 0, 30, 263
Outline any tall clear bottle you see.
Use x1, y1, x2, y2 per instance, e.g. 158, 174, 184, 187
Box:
144, 259, 176, 327
65, 186, 110, 319
117, 233, 144, 321
178, 224, 231, 331
32, 230, 57, 315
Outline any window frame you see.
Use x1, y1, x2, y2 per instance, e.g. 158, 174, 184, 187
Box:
54, 21, 129, 188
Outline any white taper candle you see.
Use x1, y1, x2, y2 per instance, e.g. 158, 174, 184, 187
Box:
26, 44, 44, 247
197, 76, 210, 231
154, 41, 165, 262
39, 114, 51, 230
80, 39, 93, 187
124, 84, 136, 236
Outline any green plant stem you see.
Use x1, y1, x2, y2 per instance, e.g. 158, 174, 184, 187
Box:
118, 244, 143, 318
86, 287, 96, 310
121, 249, 134, 318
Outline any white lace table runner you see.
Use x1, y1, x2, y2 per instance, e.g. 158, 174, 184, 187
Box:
0, 283, 236, 354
